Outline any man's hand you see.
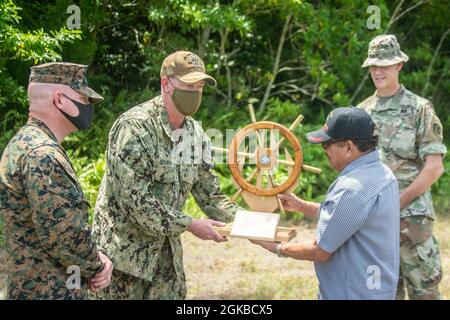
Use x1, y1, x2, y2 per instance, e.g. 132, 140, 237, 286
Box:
399, 154, 444, 209
250, 240, 278, 254
89, 251, 113, 293
278, 193, 320, 217
278, 194, 303, 212
187, 218, 227, 242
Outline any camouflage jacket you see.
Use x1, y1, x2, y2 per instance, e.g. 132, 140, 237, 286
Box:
0, 117, 102, 299
93, 95, 239, 283
358, 85, 447, 218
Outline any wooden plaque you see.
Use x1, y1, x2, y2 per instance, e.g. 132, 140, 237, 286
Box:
215, 223, 297, 243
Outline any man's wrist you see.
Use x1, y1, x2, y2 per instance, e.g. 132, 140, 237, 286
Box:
276, 243, 288, 258
184, 216, 195, 232
399, 190, 412, 210
299, 199, 308, 213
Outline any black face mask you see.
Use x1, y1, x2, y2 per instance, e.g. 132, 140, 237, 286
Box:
59, 93, 94, 131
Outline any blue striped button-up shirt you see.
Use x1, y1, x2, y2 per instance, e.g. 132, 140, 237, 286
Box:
314, 150, 400, 300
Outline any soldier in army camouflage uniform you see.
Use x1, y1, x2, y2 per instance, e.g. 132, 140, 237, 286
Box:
358, 35, 447, 300
0, 62, 113, 299
92, 51, 241, 300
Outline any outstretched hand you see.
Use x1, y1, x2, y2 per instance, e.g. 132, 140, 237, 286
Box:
187, 218, 228, 242
277, 193, 303, 212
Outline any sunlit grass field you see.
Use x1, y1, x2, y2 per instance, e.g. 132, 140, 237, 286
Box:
183, 215, 450, 300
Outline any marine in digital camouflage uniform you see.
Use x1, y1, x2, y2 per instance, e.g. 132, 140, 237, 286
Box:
0, 63, 106, 299
92, 51, 240, 300
358, 35, 447, 300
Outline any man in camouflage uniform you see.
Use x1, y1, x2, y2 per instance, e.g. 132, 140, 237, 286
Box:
358, 35, 447, 300
0, 62, 113, 299
92, 51, 240, 300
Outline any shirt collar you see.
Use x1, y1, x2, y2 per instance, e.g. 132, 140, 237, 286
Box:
27, 117, 58, 143
340, 150, 380, 176
373, 84, 406, 111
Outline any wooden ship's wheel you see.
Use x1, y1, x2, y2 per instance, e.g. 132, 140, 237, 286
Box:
212, 105, 321, 213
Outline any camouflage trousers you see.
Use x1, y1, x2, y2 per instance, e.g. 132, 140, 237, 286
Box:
90, 268, 186, 300
397, 215, 442, 300
90, 240, 187, 300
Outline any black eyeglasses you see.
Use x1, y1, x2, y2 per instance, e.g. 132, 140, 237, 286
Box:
322, 138, 348, 150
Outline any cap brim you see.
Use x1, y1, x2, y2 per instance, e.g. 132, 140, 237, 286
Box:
361, 51, 409, 68
75, 86, 104, 104
306, 129, 333, 144
176, 72, 217, 87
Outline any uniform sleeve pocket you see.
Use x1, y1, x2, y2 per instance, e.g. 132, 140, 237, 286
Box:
46, 154, 89, 207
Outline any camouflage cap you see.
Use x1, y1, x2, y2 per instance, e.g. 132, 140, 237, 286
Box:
362, 34, 409, 68
160, 51, 217, 87
29, 62, 104, 103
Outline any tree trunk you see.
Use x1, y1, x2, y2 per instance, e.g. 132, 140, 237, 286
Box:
259, 13, 293, 112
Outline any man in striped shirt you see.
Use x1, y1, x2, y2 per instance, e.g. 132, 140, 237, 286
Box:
252, 107, 400, 299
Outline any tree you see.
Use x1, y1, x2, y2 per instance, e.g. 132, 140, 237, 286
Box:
0, 0, 81, 154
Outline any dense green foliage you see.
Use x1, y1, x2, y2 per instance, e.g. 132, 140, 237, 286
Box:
1, 0, 449, 238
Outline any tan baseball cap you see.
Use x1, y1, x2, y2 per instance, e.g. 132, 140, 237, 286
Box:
160, 51, 217, 87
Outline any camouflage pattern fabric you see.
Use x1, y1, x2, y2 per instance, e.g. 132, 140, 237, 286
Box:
358, 85, 447, 219
358, 85, 446, 300
362, 34, 409, 68
29, 62, 103, 103
92, 239, 185, 300
397, 216, 442, 300
92, 95, 239, 299
0, 117, 103, 299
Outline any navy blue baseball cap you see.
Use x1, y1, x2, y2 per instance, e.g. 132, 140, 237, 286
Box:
306, 107, 374, 144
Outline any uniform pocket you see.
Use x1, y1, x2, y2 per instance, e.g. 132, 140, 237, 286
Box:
413, 236, 442, 289
400, 216, 433, 247
153, 164, 177, 183
416, 236, 439, 261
